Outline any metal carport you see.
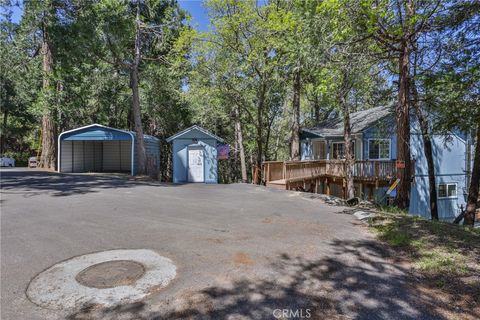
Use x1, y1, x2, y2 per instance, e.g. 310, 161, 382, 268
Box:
58, 124, 160, 176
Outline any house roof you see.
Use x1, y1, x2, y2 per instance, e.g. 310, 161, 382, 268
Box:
302, 104, 394, 138
166, 125, 224, 143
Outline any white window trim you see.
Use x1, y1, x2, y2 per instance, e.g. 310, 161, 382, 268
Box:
367, 138, 391, 161
437, 183, 458, 199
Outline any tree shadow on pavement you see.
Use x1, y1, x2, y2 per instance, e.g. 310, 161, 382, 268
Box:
0, 170, 178, 197
65, 238, 471, 320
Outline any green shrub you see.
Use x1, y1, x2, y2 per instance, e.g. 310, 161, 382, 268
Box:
1, 151, 32, 167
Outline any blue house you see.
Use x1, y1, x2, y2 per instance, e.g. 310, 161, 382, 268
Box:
167, 125, 224, 183
300, 105, 472, 221
58, 124, 160, 176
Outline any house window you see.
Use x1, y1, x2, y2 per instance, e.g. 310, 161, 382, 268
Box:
438, 183, 457, 198
312, 141, 326, 160
331, 141, 355, 159
368, 139, 390, 160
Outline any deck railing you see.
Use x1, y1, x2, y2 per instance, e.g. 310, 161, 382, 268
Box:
263, 159, 400, 184
352, 160, 397, 180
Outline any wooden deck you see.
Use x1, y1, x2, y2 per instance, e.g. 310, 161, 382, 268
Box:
263, 160, 402, 198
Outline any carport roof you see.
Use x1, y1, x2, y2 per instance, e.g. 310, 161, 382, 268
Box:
59, 124, 159, 141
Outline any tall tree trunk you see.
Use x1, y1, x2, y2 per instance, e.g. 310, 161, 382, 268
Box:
411, 78, 438, 220
341, 92, 355, 199
419, 114, 438, 220
131, 2, 146, 175
464, 127, 480, 226
1, 109, 8, 154
394, 38, 412, 209
264, 119, 271, 161
234, 105, 247, 183
291, 66, 301, 160
314, 94, 320, 124
255, 82, 266, 184
38, 17, 57, 170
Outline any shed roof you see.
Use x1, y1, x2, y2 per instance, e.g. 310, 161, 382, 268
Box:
166, 125, 224, 143
302, 104, 394, 138
59, 124, 159, 142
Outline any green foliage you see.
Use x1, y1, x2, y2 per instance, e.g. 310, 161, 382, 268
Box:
1, 0, 478, 184
370, 211, 479, 284
377, 205, 408, 215
373, 222, 413, 246
416, 250, 467, 274
1, 151, 31, 166
1, 0, 191, 178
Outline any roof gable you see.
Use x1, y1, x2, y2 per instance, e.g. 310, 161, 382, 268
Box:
302, 105, 394, 138
60, 124, 133, 141
166, 125, 224, 143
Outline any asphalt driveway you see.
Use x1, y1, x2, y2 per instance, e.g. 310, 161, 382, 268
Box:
1, 169, 440, 319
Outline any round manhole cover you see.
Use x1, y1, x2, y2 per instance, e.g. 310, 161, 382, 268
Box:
26, 249, 176, 309
75, 260, 145, 288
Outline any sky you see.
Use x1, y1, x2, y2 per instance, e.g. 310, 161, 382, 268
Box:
179, 0, 211, 32
4, 0, 212, 31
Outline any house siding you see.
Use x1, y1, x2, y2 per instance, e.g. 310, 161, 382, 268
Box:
409, 132, 468, 221
300, 114, 470, 221
362, 122, 397, 160
300, 136, 363, 160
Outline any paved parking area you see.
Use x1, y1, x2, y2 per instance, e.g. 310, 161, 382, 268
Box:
1, 169, 439, 319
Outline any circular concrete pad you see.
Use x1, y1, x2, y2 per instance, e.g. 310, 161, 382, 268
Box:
76, 260, 145, 289
26, 249, 176, 309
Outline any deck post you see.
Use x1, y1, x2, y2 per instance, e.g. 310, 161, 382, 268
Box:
325, 178, 330, 196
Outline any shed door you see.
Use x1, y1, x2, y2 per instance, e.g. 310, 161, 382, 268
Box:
188, 148, 204, 182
